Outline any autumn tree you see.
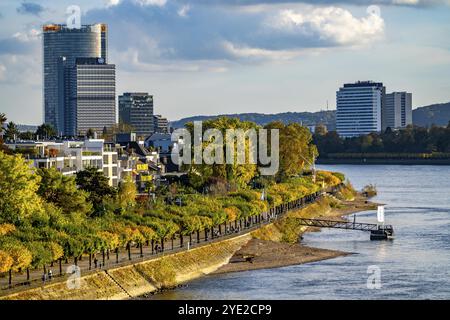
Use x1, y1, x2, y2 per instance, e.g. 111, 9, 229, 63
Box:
265, 122, 317, 182
118, 176, 137, 210
0, 152, 45, 223
184, 117, 259, 189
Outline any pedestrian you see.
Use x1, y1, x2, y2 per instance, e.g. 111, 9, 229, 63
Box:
94, 257, 98, 269
48, 269, 53, 280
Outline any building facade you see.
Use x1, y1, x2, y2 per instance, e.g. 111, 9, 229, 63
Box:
68, 58, 116, 136
119, 93, 154, 137
153, 115, 169, 134
336, 81, 385, 138
383, 92, 412, 130
43, 23, 112, 136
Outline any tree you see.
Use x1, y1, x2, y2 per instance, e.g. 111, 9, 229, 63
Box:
36, 123, 57, 139
76, 168, 117, 214
0, 113, 6, 135
0, 250, 13, 273
37, 168, 92, 216
185, 117, 259, 189
4, 121, 20, 141
86, 128, 95, 139
19, 131, 35, 140
118, 177, 137, 210
265, 122, 317, 181
0, 152, 44, 224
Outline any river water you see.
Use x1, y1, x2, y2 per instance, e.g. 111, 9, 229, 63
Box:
151, 165, 450, 300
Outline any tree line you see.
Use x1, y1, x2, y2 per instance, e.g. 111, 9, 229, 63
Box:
314, 123, 450, 156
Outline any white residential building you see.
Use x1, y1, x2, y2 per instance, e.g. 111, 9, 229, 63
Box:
336, 81, 385, 138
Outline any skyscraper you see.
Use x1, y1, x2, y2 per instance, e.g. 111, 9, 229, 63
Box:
119, 93, 154, 137
336, 81, 385, 138
68, 58, 116, 136
153, 115, 169, 134
43, 23, 109, 135
383, 92, 412, 130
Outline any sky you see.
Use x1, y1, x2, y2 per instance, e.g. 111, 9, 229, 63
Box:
0, 0, 450, 125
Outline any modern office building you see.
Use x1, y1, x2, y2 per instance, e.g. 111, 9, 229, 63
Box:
336, 81, 385, 138
42, 23, 110, 135
67, 58, 116, 136
119, 93, 154, 137
383, 92, 412, 130
153, 115, 169, 134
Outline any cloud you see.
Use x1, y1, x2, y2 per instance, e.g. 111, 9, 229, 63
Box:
16, 2, 45, 16
269, 7, 384, 46
184, 0, 450, 7
0, 28, 40, 55
85, 0, 385, 69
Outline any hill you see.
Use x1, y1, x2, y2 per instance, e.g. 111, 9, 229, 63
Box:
170, 111, 336, 129
412, 102, 450, 127
170, 101, 450, 130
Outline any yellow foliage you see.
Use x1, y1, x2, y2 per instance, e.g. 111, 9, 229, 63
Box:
224, 206, 239, 221
0, 223, 16, 236
0, 250, 13, 273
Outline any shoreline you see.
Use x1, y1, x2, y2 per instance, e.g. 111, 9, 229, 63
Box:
211, 196, 375, 276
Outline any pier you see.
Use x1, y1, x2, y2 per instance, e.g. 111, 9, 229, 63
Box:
294, 218, 394, 240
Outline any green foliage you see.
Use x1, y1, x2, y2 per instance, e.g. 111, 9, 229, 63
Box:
76, 168, 117, 214
0, 151, 44, 224
315, 125, 450, 156
35, 123, 57, 139
4, 121, 20, 141
37, 168, 92, 216
264, 121, 317, 182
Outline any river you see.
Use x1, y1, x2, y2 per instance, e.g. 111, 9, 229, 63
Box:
150, 165, 450, 299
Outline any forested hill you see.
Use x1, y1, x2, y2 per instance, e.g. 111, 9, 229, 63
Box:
170, 101, 450, 129
170, 111, 336, 130
412, 102, 450, 127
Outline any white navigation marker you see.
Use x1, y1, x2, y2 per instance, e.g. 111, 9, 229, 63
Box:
377, 205, 385, 224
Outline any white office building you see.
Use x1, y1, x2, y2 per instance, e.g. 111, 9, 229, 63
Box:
383, 92, 412, 130
336, 81, 385, 138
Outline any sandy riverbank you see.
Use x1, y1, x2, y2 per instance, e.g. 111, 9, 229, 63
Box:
213, 195, 376, 275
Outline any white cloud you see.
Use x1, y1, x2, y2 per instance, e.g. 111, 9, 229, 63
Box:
177, 4, 191, 17
269, 7, 385, 46
105, 0, 121, 7
133, 0, 167, 6
12, 28, 41, 42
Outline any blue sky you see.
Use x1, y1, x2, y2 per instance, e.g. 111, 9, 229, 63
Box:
1, 0, 450, 124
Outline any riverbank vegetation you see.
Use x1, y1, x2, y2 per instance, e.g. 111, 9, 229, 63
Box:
314, 123, 450, 158
0, 116, 343, 284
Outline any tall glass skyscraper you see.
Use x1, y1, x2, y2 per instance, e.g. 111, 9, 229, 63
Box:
43, 24, 108, 135
119, 93, 154, 138
336, 81, 385, 138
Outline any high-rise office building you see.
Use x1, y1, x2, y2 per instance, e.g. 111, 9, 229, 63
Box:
67, 58, 116, 136
43, 23, 109, 135
383, 92, 412, 130
119, 93, 154, 137
336, 81, 385, 138
153, 115, 169, 134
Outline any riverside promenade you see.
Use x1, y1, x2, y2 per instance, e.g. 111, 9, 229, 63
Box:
0, 184, 343, 296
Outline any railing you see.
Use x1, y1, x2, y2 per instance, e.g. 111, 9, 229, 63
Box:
0, 183, 344, 294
